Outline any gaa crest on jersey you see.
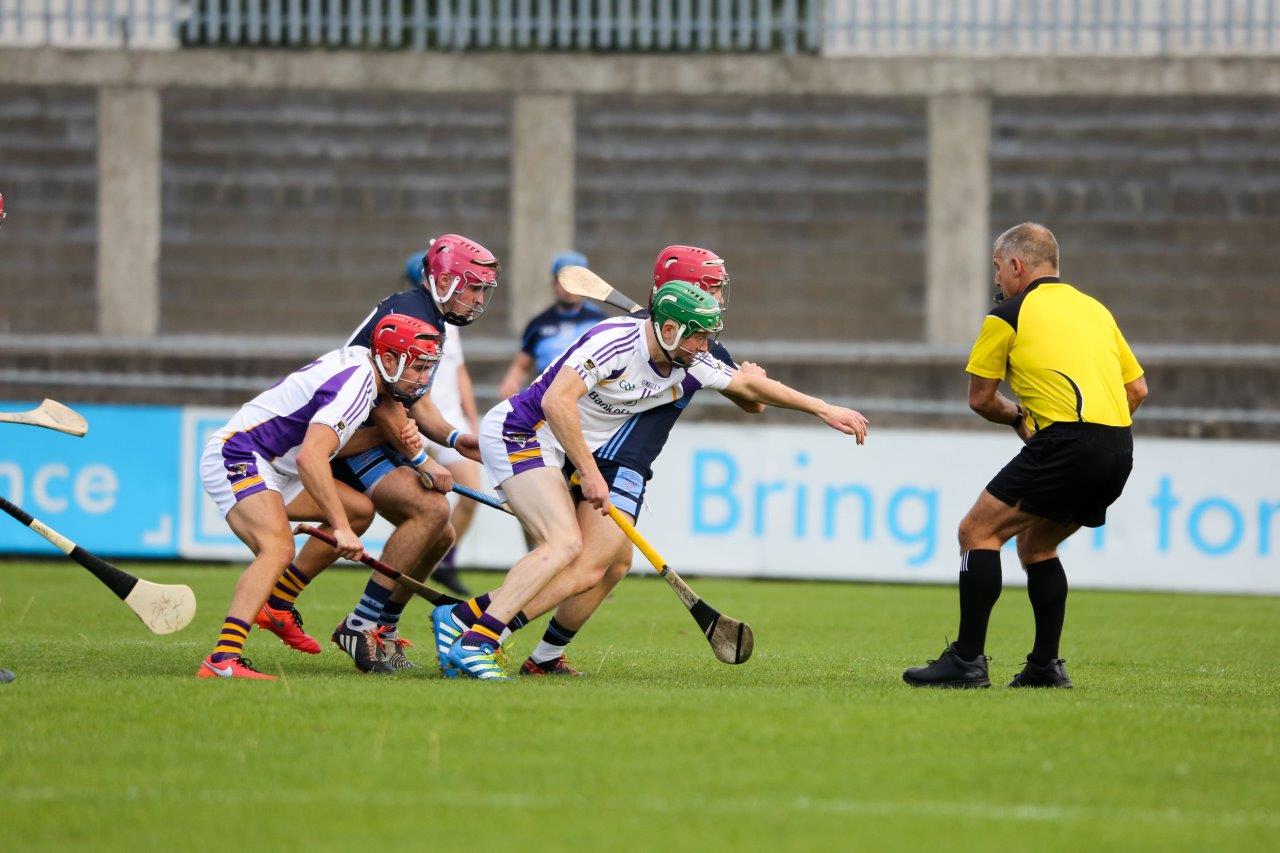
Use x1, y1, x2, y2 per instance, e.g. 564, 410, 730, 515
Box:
583, 357, 597, 371
336, 419, 347, 433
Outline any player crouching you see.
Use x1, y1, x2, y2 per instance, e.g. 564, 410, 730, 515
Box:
197, 315, 443, 679
434, 282, 868, 680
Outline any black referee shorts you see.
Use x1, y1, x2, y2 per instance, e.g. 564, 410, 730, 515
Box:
986, 423, 1133, 528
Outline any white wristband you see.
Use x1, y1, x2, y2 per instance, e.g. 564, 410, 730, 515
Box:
446, 429, 461, 449
408, 448, 428, 467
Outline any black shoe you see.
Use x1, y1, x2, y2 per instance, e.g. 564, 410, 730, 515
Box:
430, 566, 471, 597
1008, 656, 1073, 688
331, 619, 395, 674
903, 643, 991, 688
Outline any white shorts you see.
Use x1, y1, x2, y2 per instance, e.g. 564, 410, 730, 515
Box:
200, 437, 303, 518
425, 400, 470, 467
479, 400, 565, 493
426, 440, 466, 468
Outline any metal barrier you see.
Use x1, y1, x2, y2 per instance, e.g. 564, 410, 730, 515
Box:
0, 0, 821, 53
175, 0, 822, 52
825, 0, 1280, 56
7, 1, 1280, 55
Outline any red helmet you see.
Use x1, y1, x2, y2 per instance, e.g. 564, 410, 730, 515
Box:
423, 233, 499, 325
371, 314, 443, 402
652, 245, 729, 307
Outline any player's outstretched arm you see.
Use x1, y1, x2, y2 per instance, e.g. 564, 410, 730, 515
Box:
543, 370, 612, 513
296, 424, 365, 559
720, 361, 767, 414
724, 371, 868, 444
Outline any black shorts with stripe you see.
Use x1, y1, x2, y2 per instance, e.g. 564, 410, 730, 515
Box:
986, 422, 1133, 528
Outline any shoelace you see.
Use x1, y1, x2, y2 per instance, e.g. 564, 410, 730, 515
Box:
289, 609, 306, 629
374, 625, 413, 650
238, 658, 262, 673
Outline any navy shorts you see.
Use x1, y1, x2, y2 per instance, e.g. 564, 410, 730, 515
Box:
565, 458, 648, 521
332, 443, 410, 494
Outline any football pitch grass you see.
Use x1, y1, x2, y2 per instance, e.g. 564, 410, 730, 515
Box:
1, 562, 1277, 851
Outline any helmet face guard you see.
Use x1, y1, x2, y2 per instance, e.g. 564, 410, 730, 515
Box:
650, 281, 724, 367
431, 269, 497, 326
372, 314, 444, 403
423, 234, 500, 326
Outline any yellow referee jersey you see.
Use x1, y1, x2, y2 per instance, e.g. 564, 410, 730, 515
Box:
965, 277, 1144, 429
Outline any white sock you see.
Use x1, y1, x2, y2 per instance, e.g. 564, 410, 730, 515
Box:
345, 613, 375, 631
530, 640, 567, 665
499, 627, 513, 643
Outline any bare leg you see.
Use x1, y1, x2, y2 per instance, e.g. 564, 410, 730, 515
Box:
521, 503, 631, 622
957, 490, 1041, 552
482, 467, 582, 624
222, 490, 296, 624
445, 457, 482, 543
351, 468, 454, 612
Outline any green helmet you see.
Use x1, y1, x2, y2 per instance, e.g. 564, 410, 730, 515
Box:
651, 280, 724, 354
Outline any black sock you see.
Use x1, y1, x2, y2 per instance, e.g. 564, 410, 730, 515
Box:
507, 611, 530, 632
543, 617, 577, 647
1025, 557, 1068, 664
956, 549, 1002, 660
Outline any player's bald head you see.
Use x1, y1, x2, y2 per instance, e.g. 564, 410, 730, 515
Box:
993, 222, 1059, 272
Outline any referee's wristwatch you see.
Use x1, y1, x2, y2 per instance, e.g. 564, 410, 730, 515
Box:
1010, 405, 1025, 432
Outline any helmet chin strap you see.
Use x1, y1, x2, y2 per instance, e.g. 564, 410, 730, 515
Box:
655, 320, 697, 366
427, 273, 460, 305
374, 353, 415, 402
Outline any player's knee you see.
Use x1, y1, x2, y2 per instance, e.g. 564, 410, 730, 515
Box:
348, 500, 376, 533
602, 557, 629, 585
259, 535, 295, 568
546, 533, 582, 567
1017, 538, 1056, 566
957, 517, 980, 551
437, 522, 457, 552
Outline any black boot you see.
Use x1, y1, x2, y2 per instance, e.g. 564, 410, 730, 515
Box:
903, 643, 991, 688
430, 566, 471, 597
1008, 656, 1073, 688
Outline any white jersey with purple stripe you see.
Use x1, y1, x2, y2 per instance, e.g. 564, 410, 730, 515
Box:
213, 346, 378, 481
504, 316, 733, 454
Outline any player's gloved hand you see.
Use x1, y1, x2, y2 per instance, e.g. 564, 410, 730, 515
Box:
819, 405, 869, 445
455, 433, 482, 463
417, 459, 453, 493
578, 469, 614, 516
738, 360, 767, 378
332, 527, 366, 562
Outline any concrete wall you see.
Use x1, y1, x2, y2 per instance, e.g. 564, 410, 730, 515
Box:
2, 49, 1280, 346
990, 96, 1280, 344
159, 89, 511, 335
0, 86, 97, 333
575, 95, 926, 341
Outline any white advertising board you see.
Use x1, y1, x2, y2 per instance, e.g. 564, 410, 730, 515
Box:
178, 411, 1279, 595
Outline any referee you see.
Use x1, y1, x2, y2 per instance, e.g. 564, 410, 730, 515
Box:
904, 222, 1149, 689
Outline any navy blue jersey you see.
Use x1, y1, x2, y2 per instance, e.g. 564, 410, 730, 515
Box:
347, 287, 448, 350
520, 302, 608, 375
595, 336, 737, 481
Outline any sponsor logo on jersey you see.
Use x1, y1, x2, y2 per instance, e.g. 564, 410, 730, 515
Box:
583, 358, 597, 371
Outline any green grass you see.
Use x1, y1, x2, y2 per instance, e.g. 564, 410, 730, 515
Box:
1, 562, 1277, 851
